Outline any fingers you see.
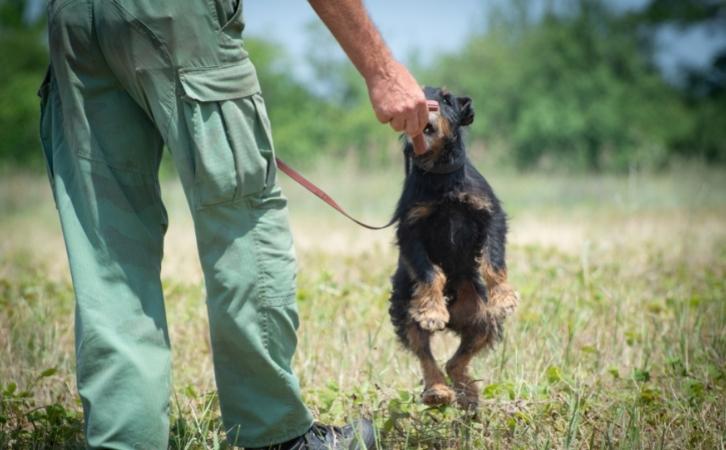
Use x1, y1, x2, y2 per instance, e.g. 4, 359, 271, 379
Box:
388, 97, 427, 134
385, 97, 428, 155
407, 99, 428, 155
412, 134, 427, 155
417, 99, 430, 133
375, 108, 392, 124
404, 104, 422, 137
390, 116, 406, 133
365, 61, 429, 151
407, 98, 430, 155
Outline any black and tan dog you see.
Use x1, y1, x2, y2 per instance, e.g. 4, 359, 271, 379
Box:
388, 87, 519, 409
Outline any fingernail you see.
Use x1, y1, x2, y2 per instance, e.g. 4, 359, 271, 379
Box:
427, 100, 439, 112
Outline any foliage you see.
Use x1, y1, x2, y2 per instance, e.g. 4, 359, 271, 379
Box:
248, 27, 393, 168
639, 0, 726, 164
2, 168, 726, 448
429, 0, 694, 171
0, 0, 724, 171
0, 0, 47, 166
246, 38, 345, 167
0, 370, 84, 449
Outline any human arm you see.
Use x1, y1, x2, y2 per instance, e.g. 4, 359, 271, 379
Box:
308, 0, 429, 153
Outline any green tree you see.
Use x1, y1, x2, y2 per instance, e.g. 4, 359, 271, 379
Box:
429, 0, 691, 171
639, 0, 726, 164
247, 24, 397, 168
0, 0, 47, 166
245, 37, 337, 166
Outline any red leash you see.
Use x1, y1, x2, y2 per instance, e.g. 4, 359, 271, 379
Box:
275, 157, 397, 230
275, 100, 439, 230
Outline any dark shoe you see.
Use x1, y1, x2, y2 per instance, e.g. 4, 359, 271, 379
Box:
248, 419, 376, 450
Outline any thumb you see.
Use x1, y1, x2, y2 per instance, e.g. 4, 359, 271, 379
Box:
412, 134, 427, 155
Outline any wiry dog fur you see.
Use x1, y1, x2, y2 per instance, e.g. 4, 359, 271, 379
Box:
388, 87, 519, 410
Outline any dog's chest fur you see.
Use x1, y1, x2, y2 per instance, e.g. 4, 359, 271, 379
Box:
411, 193, 489, 278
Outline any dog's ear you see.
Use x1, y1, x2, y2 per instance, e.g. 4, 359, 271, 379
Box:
457, 96, 474, 126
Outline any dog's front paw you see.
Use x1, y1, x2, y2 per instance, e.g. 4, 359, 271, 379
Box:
410, 301, 449, 331
410, 267, 449, 331
422, 384, 456, 406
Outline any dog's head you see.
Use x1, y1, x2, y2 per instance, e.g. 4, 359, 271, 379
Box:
405, 86, 474, 171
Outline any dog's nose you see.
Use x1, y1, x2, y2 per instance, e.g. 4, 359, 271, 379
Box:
423, 123, 435, 135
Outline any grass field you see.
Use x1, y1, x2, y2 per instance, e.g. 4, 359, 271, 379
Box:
1, 164, 725, 449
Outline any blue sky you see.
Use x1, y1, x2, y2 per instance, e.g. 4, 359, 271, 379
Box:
26, 0, 724, 81
244, 0, 489, 65
243, 0, 725, 83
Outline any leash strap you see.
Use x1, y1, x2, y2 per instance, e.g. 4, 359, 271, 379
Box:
275, 157, 397, 230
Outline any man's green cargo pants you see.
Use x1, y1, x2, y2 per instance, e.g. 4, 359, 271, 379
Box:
39, 1, 314, 448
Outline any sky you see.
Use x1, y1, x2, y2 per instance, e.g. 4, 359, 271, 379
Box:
244, 0, 488, 65
25, 0, 724, 82
243, 0, 725, 83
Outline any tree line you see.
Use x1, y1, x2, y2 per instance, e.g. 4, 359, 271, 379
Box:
1, 0, 723, 171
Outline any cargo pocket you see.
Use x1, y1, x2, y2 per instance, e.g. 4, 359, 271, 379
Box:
249, 189, 299, 373
179, 60, 273, 209
261, 301, 300, 376
37, 66, 56, 203
251, 201, 297, 303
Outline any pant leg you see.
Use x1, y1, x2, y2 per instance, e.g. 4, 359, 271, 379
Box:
90, 1, 314, 446
170, 94, 315, 447
42, 1, 171, 449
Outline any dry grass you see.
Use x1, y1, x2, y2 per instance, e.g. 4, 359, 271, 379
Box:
1, 165, 725, 449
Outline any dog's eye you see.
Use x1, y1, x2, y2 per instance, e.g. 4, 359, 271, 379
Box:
442, 95, 451, 106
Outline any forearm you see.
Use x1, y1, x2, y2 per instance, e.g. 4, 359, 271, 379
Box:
308, 0, 395, 83
309, 0, 428, 147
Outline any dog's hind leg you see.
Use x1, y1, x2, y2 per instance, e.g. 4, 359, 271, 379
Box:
391, 264, 453, 406
406, 323, 456, 406
445, 330, 492, 410
446, 280, 500, 410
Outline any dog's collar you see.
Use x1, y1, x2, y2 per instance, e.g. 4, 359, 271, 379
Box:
412, 154, 466, 174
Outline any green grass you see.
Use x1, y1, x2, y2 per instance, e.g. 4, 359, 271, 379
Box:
1, 166, 725, 449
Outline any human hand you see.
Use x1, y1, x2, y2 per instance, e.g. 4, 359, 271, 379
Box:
366, 61, 429, 154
